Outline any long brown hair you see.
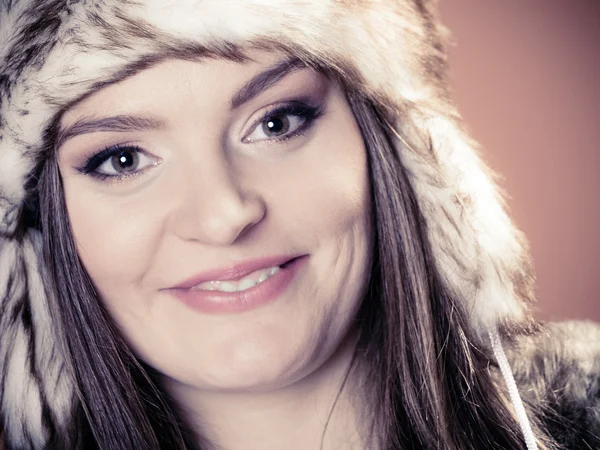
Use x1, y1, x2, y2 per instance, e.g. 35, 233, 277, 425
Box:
347, 91, 555, 449
35, 70, 554, 450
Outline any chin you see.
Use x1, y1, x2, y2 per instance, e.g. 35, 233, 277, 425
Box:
193, 334, 318, 393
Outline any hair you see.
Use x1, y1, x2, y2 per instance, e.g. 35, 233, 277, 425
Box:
33, 60, 556, 450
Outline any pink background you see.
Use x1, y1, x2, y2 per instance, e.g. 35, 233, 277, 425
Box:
440, 1, 600, 321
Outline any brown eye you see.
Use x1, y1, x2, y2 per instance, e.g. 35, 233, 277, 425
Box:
110, 150, 139, 173
80, 144, 161, 180
261, 114, 291, 137
242, 103, 321, 143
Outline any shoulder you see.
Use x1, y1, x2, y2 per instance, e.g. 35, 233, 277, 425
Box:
507, 321, 600, 448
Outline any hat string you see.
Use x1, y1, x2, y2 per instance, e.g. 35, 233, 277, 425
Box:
488, 327, 539, 450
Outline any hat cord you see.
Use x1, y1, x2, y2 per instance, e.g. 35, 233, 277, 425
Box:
488, 328, 539, 450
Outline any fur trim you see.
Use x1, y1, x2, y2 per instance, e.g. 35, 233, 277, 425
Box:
0, 0, 537, 445
509, 321, 600, 448
0, 230, 73, 447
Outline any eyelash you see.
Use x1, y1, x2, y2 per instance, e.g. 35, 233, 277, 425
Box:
76, 143, 151, 181
243, 101, 324, 144
76, 101, 324, 181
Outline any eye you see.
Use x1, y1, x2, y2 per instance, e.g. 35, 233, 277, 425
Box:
98, 148, 144, 175
245, 114, 301, 141
243, 103, 323, 143
78, 144, 160, 180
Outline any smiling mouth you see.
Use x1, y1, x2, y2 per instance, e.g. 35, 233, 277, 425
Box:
189, 257, 301, 292
190, 265, 282, 292
168, 256, 308, 314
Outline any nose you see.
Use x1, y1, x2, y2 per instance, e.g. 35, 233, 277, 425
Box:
170, 160, 266, 246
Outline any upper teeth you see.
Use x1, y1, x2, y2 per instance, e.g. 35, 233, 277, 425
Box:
191, 266, 280, 292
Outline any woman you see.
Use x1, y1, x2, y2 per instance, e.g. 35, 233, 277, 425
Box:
0, 1, 598, 449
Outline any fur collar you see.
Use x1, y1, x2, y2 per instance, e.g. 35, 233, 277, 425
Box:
509, 321, 600, 448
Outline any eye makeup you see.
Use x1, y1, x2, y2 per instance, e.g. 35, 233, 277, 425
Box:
72, 97, 326, 183
74, 143, 161, 182
241, 100, 325, 144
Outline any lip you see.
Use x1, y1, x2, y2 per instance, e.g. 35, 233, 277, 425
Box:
166, 255, 308, 314
170, 254, 301, 289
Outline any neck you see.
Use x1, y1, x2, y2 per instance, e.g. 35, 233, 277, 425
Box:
166, 332, 368, 450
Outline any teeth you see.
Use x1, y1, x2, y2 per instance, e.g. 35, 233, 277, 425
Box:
191, 265, 281, 292
217, 281, 237, 292
258, 271, 269, 283
237, 278, 257, 291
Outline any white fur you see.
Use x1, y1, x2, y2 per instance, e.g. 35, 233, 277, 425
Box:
3, 326, 47, 448
0, 239, 46, 447
25, 231, 74, 428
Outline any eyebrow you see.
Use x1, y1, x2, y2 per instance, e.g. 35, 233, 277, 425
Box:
55, 115, 164, 149
229, 56, 307, 109
56, 57, 307, 148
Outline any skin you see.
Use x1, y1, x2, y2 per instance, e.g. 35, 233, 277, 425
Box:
57, 52, 373, 449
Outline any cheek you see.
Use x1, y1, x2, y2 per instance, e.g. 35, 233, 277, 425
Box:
263, 106, 373, 311
63, 182, 164, 295
270, 112, 371, 239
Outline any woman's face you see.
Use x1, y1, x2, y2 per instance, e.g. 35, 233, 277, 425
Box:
57, 52, 372, 393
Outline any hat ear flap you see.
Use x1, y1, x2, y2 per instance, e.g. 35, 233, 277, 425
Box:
0, 229, 74, 447
391, 110, 535, 333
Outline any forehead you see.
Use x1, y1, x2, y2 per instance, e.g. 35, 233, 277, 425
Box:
59, 50, 308, 127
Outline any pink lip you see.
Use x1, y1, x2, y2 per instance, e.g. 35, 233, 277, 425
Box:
171, 254, 301, 289
164, 255, 308, 314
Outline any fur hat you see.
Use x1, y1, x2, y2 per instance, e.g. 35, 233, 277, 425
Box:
0, 0, 535, 446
